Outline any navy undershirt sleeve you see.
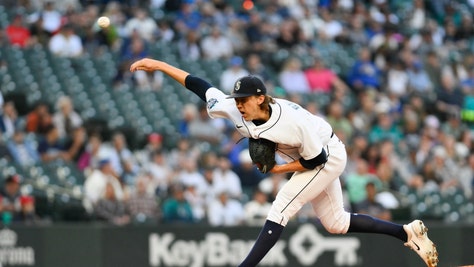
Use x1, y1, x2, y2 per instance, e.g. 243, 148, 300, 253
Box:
184, 75, 213, 102
299, 149, 328, 169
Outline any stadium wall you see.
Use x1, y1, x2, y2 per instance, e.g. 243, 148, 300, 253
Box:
1, 222, 472, 267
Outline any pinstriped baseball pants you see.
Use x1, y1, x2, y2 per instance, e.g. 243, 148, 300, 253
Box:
267, 134, 351, 234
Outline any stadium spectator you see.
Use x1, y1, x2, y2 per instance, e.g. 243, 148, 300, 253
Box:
200, 26, 233, 60
345, 158, 381, 209
135, 132, 164, 167
244, 11, 270, 54
349, 93, 378, 135
409, 26, 438, 57
0, 138, 12, 162
176, 159, 207, 195
220, 56, 249, 93
430, 145, 460, 193
122, 32, 163, 90
77, 133, 104, 172
415, 54, 439, 99
297, 5, 322, 42
385, 59, 409, 98
279, 57, 310, 94
435, 75, 464, 121
368, 108, 403, 145
25, 101, 53, 136
243, 189, 272, 226
246, 53, 271, 84
17, 195, 41, 225
355, 181, 392, 221
226, 18, 248, 55
441, 112, 468, 141
177, 30, 201, 61
212, 155, 242, 200
124, 8, 158, 42
361, 142, 383, 176
0, 175, 22, 219
29, 1, 63, 37
48, 24, 83, 58
442, 52, 468, 86
52, 96, 83, 141
95, 182, 130, 226
406, 0, 428, 31
407, 60, 434, 96
5, 14, 32, 48
37, 124, 70, 162
147, 149, 173, 197
304, 57, 348, 94
174, 0, 202, 35
234, 149, 266, 195
458, 153, 474, 198
316, 8, 343, 41
460, 66, 474, 94
102, 1, 127, 34
258, 173, 287, 203
0, 101, 21, 139
369, 24, 403, 69
107, 132, 140, 186
454, 13, 474, 43
347, 14, 370, 46
207, 190, 244, 226
126, 176, 160, 224
347, 47, 381, 93
156, 20, 175, 42
177, 104, 197, 138
275, 18, 304, 50
162, 183, 195, 223
167, 137, 200, 171
184, 174, 208, 222
188, 103, 224, 145
84, 159, 125, 208
65, 126, 87, 162
326, 100, 353, 141
6, 130, 40, 167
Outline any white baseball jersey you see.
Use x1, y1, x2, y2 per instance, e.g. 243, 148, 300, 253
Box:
205, 87, 351, 230
206, 88, 333, 161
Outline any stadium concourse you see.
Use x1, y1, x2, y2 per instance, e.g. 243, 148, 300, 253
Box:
0, 0, 473, 227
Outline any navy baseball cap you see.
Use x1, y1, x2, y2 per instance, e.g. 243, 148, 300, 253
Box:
227, 75, 267, 98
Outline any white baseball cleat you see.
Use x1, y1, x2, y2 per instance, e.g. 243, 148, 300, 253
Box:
403, 220, 439, 267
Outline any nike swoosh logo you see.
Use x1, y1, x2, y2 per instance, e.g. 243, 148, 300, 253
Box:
236, 125, 243, 128
412, 241, 420, 251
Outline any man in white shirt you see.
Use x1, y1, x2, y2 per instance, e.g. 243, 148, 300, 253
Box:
48, 24, 83, 57
207, 190, 244, 226
84, 159, 124, 210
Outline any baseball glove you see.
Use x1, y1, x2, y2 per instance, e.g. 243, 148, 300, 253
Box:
248, 138, 276, 174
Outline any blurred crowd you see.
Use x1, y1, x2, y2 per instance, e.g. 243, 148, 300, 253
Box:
1, 0, 474, 226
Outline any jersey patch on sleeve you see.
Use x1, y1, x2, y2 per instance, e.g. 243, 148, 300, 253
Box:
287, 102, 301, 110
207, 98, 218, 110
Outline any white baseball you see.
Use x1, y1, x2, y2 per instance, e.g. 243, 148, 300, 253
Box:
97, 16, 110, 28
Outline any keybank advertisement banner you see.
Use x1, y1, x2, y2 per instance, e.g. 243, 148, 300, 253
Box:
0, 228, 38, 266
101, 223, 470, 267
5, 223, 474, 267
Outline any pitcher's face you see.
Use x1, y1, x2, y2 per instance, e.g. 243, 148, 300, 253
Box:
234, 95, 264, 121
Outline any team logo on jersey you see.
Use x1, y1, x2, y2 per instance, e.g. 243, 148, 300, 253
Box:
207, 98, 218, 110
234, 81, 241, 91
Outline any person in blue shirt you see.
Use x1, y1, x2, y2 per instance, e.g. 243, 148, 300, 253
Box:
347, 47, 381, 93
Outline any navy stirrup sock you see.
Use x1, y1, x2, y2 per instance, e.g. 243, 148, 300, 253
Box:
347, 213, 408, 242
238, 220, 284, 267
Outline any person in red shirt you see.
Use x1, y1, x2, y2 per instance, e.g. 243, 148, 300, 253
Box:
5, 15, 32, 48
